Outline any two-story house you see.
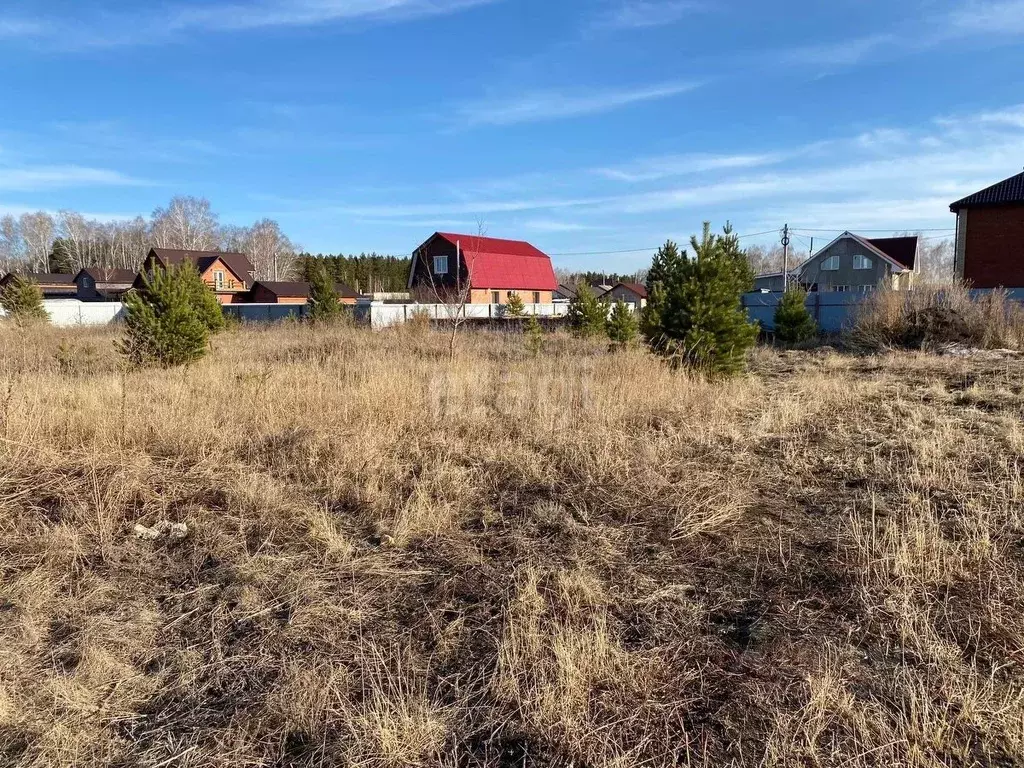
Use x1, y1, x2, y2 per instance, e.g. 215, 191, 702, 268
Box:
135, 248, 256, 304
407, 232, 557, 305
795, 232, 919, 292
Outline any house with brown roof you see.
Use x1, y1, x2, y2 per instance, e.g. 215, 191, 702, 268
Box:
408, 232, 558, 305
601, 282, 648, 311
950, 170, 1024, 288
75, 268, 136, 301
794, 232, 919, 292
249, 281, 362, 305
135, 248, 256, 304
0, 272, 78, 298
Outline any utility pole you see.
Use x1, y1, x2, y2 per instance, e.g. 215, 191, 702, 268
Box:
810, 237, 814, 258
781, 224, 790, 292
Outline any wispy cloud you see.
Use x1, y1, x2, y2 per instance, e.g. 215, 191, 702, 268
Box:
455, 81, 700, 127
590, 1, 703, 30
594, 152, 783, 183
0, 165, 147, 192
0, 0, 499, 48
304, 102, 1024, 236
947, 0, 1024, 34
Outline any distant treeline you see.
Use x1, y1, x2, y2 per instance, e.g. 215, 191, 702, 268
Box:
299, 253, 411, 294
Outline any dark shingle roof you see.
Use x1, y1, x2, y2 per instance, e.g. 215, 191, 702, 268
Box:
950, 171, 1024, 212
1, 272, 77, 286
148, 248, 256, 285
77, 267, 137, 284
866, 236, 919, 270
255, 281, 362, 299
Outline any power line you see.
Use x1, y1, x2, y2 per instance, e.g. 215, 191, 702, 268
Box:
790, 227, 955, 233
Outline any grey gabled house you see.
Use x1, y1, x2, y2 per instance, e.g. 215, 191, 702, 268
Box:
753, 232, 919, 293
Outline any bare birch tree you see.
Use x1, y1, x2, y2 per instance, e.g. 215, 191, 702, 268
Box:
19, 212, 55, 272
0, 215, 21, 275
150, 196, 219, 250
243, 219, 298, 281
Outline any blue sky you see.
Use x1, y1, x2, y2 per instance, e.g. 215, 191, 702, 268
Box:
1, 0, 1023, 271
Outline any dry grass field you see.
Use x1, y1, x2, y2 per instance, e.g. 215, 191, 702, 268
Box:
1, 322, 1022, 767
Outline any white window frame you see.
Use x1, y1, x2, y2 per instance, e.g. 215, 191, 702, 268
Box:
214, 270, 225, 289
834, 285, 851, 292
853, 254, 873, 270
433, 255, 449, 275
821, 254, 840, 271
860, 284, 875, 293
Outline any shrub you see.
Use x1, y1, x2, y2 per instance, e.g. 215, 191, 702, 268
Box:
773, 288, 816, 344
643, 224, 757, 375
0, 276, 49, 325
505, 291, 525, 317
566, 285, 608, 338
849, 282, 1024, 351
119, 266, 211, 367
309, 264, 342, 324
606, 300, 638, 347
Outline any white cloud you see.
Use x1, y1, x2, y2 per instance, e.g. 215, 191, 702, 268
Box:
0, 165, 146, 192
456, 81, 699, 127
313, 103, 1024, 236
591, 1, 702, 30
594, 152, 783, 183
0, 0, 498, 47
947, 0, 1024, 34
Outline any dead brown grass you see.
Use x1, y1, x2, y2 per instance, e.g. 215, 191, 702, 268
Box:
0, 323, 1022, 766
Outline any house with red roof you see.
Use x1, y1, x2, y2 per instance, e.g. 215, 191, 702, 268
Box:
408, 232, 558, 305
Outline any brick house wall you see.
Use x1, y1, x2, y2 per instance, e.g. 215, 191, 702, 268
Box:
958, 205, 1024, 288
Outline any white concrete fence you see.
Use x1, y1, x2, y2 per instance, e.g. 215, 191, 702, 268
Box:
0, 299, 126, 327
362, 301, 570, 330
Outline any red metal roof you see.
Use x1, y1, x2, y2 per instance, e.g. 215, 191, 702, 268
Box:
433, 232, 557, 291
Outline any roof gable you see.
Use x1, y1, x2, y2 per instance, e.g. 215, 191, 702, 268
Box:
148, 248, 256, 285
950, 171, 1024, 211
799, 232, 913, 274
415, 232, 557, 291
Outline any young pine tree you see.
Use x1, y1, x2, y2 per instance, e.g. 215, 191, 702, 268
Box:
182, 264, 225, 333
120, 266, 209, 367
773, 288, 816, 344
566, 284, 608, 338
505, 291, 525, 317
0, 276, 48, 325
644, 222, 758, 375
524, 313, 544, 356
309, 264, 342, 323
606, 300, 638, 348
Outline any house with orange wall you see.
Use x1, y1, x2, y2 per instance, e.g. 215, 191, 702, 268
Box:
135, 248, 256, 304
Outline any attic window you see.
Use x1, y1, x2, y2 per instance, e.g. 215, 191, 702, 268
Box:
821, 254, 839, 271
433, 255, 448, 275
853, 254, 873, 270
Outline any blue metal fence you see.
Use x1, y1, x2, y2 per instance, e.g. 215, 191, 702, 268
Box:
745, 288, 1024, 333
